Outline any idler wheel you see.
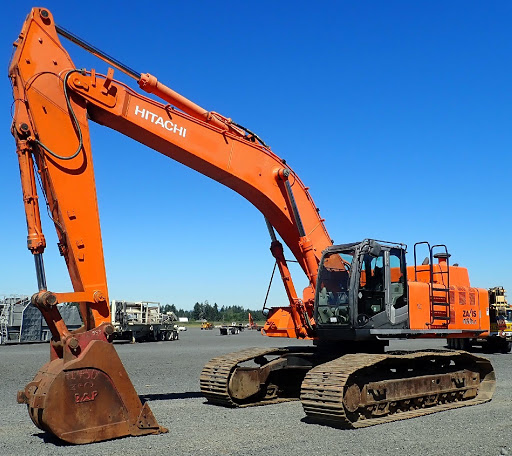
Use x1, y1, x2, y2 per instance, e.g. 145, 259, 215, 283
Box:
343, 383, 361, 413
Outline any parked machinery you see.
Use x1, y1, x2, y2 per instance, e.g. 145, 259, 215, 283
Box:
9, 8, 495, 444
248, 313, 263, 331
219, 323, 244, 335
112, 300, 178, 342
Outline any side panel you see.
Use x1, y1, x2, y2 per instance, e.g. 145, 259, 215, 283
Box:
476, 288, 491, 336
448, 287, 483, 332
407, 281, 431, 329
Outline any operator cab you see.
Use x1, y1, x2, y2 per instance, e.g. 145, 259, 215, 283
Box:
314, 239, 408, 340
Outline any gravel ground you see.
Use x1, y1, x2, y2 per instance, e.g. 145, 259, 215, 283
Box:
0, 329, 510, 456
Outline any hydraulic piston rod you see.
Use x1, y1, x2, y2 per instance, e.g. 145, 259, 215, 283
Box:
56, 24, 140, 80
34, 253, 47, 291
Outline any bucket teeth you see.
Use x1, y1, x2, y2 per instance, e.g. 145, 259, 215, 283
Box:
136, 402, 167, 431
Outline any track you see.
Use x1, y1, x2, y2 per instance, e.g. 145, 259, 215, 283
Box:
201, 347, 495, 428
200, 347, 293, 407
301, 350, 496, 428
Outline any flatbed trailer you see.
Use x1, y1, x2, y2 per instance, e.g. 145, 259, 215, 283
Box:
219, 323, 244, 335
112, 300, 179, 343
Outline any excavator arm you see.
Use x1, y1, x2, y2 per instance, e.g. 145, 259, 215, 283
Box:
9, 7, 332, 443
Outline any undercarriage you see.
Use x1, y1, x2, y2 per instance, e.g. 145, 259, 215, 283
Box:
200, 346, 495, 428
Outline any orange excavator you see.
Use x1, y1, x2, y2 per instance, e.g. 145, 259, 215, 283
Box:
248, 313, 263, 331
10, 8, 495, 444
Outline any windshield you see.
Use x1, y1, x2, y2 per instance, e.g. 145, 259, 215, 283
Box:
315, 252, 352, 325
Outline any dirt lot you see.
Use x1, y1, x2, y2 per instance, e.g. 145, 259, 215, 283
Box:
0, 329, 510, 456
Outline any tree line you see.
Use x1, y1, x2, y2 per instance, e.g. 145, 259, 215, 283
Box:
162, 300, 264, 322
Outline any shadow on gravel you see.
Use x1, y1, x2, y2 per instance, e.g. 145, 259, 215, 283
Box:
300, 416, 349, 430
29, 393, 204, 446
33, 432, 72, 446
445, 344, 510, 355
139, 392, 203, 402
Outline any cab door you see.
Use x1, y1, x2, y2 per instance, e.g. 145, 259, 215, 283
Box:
385, 248, 408, 325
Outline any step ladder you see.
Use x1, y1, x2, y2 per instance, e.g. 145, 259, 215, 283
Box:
414, 242, 451, 328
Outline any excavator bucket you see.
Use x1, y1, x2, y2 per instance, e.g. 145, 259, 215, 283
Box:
17, 330, 167, 444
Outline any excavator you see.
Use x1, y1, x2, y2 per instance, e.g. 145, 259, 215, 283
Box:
9, 8, 496, 444
248, 312, 263, 331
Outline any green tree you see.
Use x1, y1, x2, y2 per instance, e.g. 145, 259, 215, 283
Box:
192, 302, 203, 320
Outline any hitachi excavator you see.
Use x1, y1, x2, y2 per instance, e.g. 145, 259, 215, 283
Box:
9, 8, 495, 444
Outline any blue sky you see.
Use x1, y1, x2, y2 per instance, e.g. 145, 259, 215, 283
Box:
1, 1, 511, 310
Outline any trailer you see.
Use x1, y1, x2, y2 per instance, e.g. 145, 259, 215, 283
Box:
112, 300, 179, 343
218, 322, 244, 335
